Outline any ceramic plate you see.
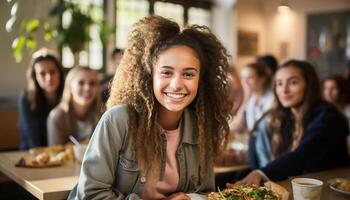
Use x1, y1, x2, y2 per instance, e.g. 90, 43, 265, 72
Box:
328, 178, 350, 195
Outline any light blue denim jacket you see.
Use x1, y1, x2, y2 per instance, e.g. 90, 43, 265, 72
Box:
68, 104, 214, 199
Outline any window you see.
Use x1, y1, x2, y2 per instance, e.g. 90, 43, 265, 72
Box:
115, 0, 212, 51
188, 7, 211, 27
116, 0, 149, 49
154, 2, 184, 27
61, 0, 104, 70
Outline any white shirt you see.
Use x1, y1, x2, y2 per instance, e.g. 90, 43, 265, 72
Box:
245, 90, 274, 131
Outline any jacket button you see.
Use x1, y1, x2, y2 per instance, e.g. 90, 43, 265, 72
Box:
140, 176, 146, 184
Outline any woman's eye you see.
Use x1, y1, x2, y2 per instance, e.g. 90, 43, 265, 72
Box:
161, 71, 172, 76
291, 80, 298, 85
78, 80, 85, 86
183, 72, 194, 78
275, 81, 283, 86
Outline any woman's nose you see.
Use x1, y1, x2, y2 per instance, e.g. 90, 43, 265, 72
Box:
282, 83, 289, 93
169, 76, 183, 90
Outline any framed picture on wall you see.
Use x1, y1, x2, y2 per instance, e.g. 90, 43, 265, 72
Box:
238, 30, 258, 56
306, 10, 350, 78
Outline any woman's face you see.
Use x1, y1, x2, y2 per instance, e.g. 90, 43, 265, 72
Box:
153, 45, 200, 114
275, 67, 306, 109
240, 67, 263, 94
70, 70, 98, 108
34, 60, 60, 94
323, 80, 339, 103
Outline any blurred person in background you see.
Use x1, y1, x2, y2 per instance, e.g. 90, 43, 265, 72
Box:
47, 67, 101, 145
100, 48, 124, 103
256, 55, 278, 77
231, 63, 275, 134
233, 60, 349, 185
227, 66, 244, 117
18, 48, 64, 150
323, 75, 350, 120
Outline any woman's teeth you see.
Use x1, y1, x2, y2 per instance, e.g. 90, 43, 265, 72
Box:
165, 92, 186, 99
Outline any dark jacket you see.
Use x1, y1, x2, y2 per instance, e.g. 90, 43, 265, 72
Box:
250, 103, 350, 181
18, 92, 56, 150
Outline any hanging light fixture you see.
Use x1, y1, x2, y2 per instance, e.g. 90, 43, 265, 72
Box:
278, 0, 291, 13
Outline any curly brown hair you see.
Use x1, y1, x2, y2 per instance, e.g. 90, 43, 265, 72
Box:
107, 16, 233, 178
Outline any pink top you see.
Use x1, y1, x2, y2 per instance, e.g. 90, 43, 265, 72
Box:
141, 127, 181, 199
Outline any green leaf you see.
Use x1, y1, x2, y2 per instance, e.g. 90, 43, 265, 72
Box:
12, 36, 25, 51
12, 36, 26, 62
44, 21, 50, 30
26, 19, 40, 33
26, 36, 37, 51
13, 50, 23, 63
19, 19, 27, 33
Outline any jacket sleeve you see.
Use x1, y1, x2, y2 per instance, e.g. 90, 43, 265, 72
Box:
248, 117, 273, 169
18, 93, 40, 149
68, 107, 141, 200
261, 107, 350, 181
47, 108, 67, 145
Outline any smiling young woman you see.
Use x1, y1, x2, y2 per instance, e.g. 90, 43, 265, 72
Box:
234, 60, 350, 185
68, 16, 233, 199
47, 67, 101, 145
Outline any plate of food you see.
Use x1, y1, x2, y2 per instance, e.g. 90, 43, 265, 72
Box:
15, 152, 65, 168
328, 178, 350, 195
15, 144, 74, 168
208, 182, 289, 200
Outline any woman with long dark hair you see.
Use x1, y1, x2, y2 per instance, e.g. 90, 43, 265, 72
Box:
18, 48, 64, 150
322, 75, 350, 121
235, 60, 349, 184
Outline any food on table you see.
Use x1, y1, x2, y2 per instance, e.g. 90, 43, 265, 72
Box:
208, 182, 289, 200
16, 152, 64, 167
15, 143, 77, 167
330, 178, 350, 192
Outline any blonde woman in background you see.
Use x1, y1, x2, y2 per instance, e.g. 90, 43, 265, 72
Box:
47, 67, 101, 145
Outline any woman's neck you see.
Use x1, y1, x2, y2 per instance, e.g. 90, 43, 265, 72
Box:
291, 106, 303, 122
253, 89, 264, 101
73, 102, 90, 120
44, 91, 57, 104
158, 106, 183, 130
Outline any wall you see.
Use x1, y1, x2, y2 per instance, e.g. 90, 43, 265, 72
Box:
234, 0, 266, 69
0, 1, 56, 110
234, 0, 350, 69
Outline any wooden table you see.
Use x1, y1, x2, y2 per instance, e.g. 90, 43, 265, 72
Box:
277, 167, 350, 200
214, 164, 250, 174
0, 151, 80, 200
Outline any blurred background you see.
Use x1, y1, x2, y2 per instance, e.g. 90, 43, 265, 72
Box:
0, 0, 349, 151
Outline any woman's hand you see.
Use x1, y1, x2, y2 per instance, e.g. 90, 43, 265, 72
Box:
226, 170, 263, 188
165, 192, 190, 200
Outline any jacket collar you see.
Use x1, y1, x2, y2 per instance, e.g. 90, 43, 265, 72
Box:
181, 108, 199, 145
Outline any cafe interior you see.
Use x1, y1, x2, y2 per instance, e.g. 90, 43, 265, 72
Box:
0, 0, 350, 199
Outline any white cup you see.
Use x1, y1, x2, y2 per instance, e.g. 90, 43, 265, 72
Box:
73, 144, 88, 163
291, 178, 323, 200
